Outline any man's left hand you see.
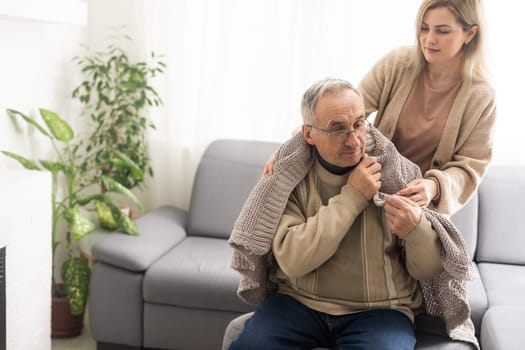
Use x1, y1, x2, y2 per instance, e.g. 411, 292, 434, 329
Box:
384, 194, 422, 238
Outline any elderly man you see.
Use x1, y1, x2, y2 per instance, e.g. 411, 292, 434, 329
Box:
228, 77, 447, 349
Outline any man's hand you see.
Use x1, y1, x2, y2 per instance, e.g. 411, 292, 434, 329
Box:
347, 155, 381, 200
396, 178, 438, 207
384, 194, 422, 238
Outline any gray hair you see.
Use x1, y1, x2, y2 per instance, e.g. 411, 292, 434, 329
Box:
300, 77, 361, 125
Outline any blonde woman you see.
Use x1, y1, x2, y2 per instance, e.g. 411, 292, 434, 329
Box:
360, 0, 495, 215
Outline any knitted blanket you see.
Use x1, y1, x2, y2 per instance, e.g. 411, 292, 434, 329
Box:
229, 127, 479, 349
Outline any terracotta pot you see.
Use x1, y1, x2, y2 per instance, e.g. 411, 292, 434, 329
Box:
51, 286, 84, 338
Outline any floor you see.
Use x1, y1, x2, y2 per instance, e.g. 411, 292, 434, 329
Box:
52, 312, 96, 350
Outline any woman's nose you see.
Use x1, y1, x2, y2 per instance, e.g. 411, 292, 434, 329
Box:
425, 31, 437, 45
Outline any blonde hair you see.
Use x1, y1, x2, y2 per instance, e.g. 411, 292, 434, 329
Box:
413, 0, 490, 82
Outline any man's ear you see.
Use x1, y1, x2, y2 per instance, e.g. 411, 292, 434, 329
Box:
302, 125, 315, 145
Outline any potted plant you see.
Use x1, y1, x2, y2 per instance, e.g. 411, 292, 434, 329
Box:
2, 108, 144, 337
71, 37, 165, 222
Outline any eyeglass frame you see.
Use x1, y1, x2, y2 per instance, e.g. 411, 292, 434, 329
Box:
306, 119, 370, 140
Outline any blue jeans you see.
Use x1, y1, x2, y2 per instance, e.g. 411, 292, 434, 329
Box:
229, 293, 416, 350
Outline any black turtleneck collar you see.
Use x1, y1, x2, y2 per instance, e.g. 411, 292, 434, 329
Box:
315, 149, 356, 175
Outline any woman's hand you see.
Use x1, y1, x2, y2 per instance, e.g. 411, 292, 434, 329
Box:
396, 178, 438, 208
262, 152, 277, 176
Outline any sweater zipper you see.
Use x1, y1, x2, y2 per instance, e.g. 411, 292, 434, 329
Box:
362, 210, 369, 303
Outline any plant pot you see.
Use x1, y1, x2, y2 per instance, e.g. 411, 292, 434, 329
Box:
51, 285, 84, 338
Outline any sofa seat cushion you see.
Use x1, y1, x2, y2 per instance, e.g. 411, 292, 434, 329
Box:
478, 262, 525, 306
414, 313, 476, 349
481, 305, 525, 350
143, 236, 253, 313
222, 312, 474, 350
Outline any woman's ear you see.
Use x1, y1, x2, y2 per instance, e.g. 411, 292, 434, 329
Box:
302, 125, 315, 145
465, 25, 479, 45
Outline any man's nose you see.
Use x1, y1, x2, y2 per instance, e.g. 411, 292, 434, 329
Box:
344, 131, 361, 147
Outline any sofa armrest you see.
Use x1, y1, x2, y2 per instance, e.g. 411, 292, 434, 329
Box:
92, 205, 187, 272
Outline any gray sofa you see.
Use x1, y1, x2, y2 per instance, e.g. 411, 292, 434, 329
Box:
88, 138, 525, 350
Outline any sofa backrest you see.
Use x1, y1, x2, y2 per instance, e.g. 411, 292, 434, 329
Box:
476, 165, 525, 265
186, 139, 522, 263
450, 192, 479, 260
186, 139, 280, 239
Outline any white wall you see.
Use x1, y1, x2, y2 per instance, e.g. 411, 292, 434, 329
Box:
0, 171, 51, 350
483, 1, 525, 165
86, 0, 145, 56
0, 13, 86, 168
0, 4, 87, 339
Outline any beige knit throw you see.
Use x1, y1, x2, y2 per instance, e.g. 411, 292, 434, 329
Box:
229, 127, 479, 349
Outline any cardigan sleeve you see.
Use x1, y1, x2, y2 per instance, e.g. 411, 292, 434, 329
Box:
359, 46, 416, 124
425, 83, 496, 215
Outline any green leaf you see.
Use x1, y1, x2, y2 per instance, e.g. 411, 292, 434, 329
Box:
75, 194, 103, 206
39, 108, 74, 141
101, 175, 145, 213
61, 257, 90, 315
40, 160, 67, 173
95, 200, 118, 230
6, 109, 50, 137
110, 205, 139, 235
63, 207, 95, 241
99, 198, 139, 236
111, 150, 144, 181
1, 151, 41, 170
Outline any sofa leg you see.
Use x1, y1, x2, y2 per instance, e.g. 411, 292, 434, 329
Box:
97, 341, 143, 350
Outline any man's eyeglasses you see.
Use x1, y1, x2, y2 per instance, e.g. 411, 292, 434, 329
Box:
307, 120, 369, 141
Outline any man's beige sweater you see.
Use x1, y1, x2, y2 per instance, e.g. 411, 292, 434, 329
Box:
272, 158, 443, 322
229, 127, 479, 349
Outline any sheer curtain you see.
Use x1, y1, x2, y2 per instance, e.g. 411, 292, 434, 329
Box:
138, 0, 418, 210
129, 0, 523, 211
